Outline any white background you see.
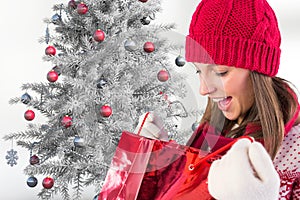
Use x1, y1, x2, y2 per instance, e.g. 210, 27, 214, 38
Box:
0, 0, 299, 199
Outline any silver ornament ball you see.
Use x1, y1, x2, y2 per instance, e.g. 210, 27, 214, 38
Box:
192, 122, 199, 131
74, 136, 85, 147
175, 55, 186, 67
124, 40, 137, 52
97, 78, 108, 89
21, 93, 32, 104
52, 13, 61, 24
27, 176, 38, 187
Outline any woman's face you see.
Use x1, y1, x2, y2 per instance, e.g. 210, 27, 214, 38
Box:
194, 62, 255, 124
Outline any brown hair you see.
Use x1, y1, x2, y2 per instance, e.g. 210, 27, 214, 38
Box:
200, 71, 299, 159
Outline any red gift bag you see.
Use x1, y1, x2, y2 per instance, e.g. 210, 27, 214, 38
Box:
99, 114, 253, 200
98, 131, 158, 200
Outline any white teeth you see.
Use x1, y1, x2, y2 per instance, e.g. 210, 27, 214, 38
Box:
212, 97, 227, 102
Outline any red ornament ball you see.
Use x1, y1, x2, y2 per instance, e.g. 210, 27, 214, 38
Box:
139, 0, 148, 2
100, 105, 112, 117
68, 0, 77, 9
45, 45, 56, 56
77, 2, 88, 15
29, 155, 40, 165
47, 70, 59, 82
93, 29, 105, 42
42, 177, 54, 189
157, 70, 169, 82
143, 42, 155, 53
61, 115, 72, 128
24, 110, 35, 121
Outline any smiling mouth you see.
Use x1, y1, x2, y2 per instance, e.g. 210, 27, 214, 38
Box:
212, 97, 228, 102
212, 96, 232, 111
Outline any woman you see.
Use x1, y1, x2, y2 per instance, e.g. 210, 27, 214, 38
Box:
135, 0, 300, 199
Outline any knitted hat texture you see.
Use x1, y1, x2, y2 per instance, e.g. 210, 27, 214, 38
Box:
185, 0, 281, 77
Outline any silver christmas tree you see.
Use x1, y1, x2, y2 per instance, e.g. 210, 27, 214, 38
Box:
4, 0, 202, 199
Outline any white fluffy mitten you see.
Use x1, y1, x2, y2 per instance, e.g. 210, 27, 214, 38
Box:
208, 138, 280, 200
133, 112, 169, 142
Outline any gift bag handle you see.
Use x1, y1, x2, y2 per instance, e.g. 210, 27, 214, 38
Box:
137, 112, 151, 136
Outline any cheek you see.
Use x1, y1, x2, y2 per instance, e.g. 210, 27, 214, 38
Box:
222, 72, 251, 95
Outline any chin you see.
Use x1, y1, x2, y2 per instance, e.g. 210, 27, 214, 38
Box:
222, 111, 238, 122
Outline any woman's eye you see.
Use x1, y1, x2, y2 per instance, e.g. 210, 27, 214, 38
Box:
215, 71, 228, 76
196, 70, 201, 74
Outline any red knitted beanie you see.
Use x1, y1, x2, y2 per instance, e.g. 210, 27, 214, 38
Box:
185, 0, 281, 77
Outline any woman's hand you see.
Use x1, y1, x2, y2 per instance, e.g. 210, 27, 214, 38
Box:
208, 138, 280, 200
133, 112, 169, 142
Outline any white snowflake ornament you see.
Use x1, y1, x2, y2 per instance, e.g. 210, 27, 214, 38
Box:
6, 149, 18, 167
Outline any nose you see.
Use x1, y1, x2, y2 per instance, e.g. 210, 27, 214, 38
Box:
199, 78, 216, 96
